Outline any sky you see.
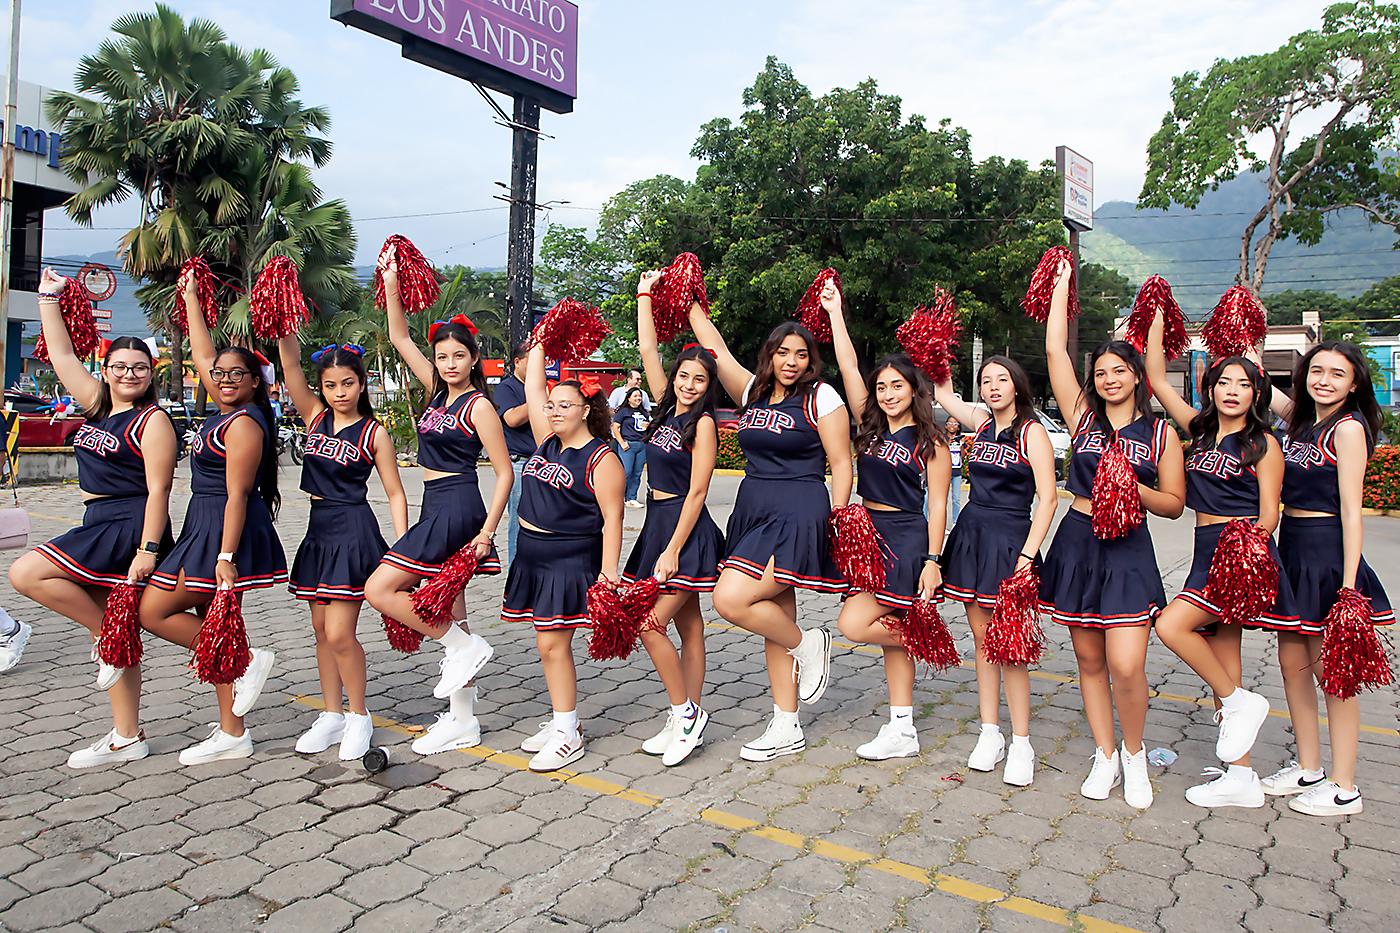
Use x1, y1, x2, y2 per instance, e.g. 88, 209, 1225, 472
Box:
12, 0, 1336, 270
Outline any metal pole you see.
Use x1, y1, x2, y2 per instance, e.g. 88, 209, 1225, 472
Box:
0, 0, 23, 392
1066, 222, 1081, 378
506, 95, 540, 352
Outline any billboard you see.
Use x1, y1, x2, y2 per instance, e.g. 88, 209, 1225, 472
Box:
331, 0, 578, 113
1056, 146, 1093, 231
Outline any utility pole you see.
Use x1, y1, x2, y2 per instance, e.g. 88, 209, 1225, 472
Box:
0, 0, 23, 392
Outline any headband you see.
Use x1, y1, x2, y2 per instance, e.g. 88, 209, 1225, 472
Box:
428, 313, 478, 341
310, 343, 366, 364
681, 342, 718, 359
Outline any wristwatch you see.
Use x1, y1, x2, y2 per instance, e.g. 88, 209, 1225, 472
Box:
217, 551, 236, 563
140, 541, 161, 555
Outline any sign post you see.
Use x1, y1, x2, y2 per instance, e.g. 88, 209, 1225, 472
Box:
1056, 146, 1093, 375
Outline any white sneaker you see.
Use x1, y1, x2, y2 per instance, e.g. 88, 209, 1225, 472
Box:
1121, 742, 1153, 809
339, 712, 374, 761
0, 619, 32, 673
92, 645, 122, 692
67, 729, 148, 769
856, 722, 919, 761
739, 715, 805, 762
179, 725, 254, 766
294, 711, 346, 754
433, 633, 493, 699
1185, 766, 1265, 809
789, 628, 832, 705
662, 708, 710, 767
528, 729, 585, 772
966, 726, 1006, 772
412, 711, 482, 755
1080, 747, 1121, 800
231, 649, 275, 717
1003, 738, 1035, 787
1260, 760, 1328, 797
1289, 780, 1364, 816
1215, 688, 1271, 763
642, 713, 681, 755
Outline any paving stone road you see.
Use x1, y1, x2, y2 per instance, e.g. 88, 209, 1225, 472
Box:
0, 467, 1396, 933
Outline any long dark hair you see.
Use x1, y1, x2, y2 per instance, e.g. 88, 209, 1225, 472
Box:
1189, 356, 1272, 467
854, 354, 945, 458
427, 321, 491, 411
643, 343, 721, 449
979, 355, 1036, 437
1286, 340, 1381, 453
556, 380, 613, 440
740, 322, 822, 414
1080, 339, 1154, 431
316, 347, 374, 419
215, 346, 281, 519
89, 336, 157, 423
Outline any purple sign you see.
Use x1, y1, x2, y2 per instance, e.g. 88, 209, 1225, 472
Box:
345, 0, 577, 100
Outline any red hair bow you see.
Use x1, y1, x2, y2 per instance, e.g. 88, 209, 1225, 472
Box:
576, 374, 603, 398
429, 313, 478, 341
681, 342, 718, 359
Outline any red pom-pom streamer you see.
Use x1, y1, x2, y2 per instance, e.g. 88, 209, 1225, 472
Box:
887, 599, 960, 671
794, 268, 841, 343
896, 286, 962, 385
191, 589, 251, 685
533, 298, 611, 364
172, 257, 219, 335
248, 256, 309, 340
410, 546, 478, 628
33, 279, 100, 362
984, 564, 1046, 666
1318, 588, 1394, 699
96, 582, 143, 669
1124, 275, 1188, 359
1201, 285, 1267, 361
1091, 442, 1145, 540
1020, 246, 1078, 323
829, 504, 888, 593
1204, 519, 1279, 626
375, 234, 441, 315
381, 613, 424, 654
650, 252, 708, 344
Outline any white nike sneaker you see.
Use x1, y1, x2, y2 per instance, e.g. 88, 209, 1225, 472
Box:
294, 711, 346, 754
966, 726, 1006, 772
433, 633, 493, 699
528, 729, 585, 772
1260, 760, 1327, 796
739, 715, 805, 762
412, 711, 482, 755
1080, 747, 1121, 800
0, 619, 32, 673
789, 628, 832, 704
179, 726, 254, 766
856, 722, 919, 761
339, 712, 375, 761
1185, 766, 1265, 809
231, 649, 275, 717
91, 645, 122, 691
642, 713, 681, 755
67, 729, 149, 769
662, 708, 709, 767
1214, 688, 1271, 763
1289, 780, 1364, 816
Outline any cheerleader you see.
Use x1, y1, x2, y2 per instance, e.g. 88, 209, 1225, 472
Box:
687, 299, 852, 762
626, 273, 726, 766
7, 269, 176, 768
277, 336, 410, 760
139, 273, 286, 766
1042, 260, 1186, 808
934, 356, 1058, 785
827, 286, 952, 760
363, 250, 512, 756
504, 344, 625, 772
1260, 341, 1391, 816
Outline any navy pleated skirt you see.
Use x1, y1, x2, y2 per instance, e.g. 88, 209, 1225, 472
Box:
941, 502, 1031, 610
149, 493, 287, 593
502, 528, 600, 630
621, 493, 724, 593
720, 477, 844, 593
1278, 515, 1394, 635
1040, 509, 1165, 628
382, 473, 501, 577
1176, 521, 1300, 631
36, 495, 173, 588
290, 500, 388, 602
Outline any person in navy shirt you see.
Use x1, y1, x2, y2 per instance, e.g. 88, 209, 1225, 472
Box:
492, 343, 535, 564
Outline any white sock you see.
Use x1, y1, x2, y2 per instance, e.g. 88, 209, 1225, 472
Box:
1011, 733, 1032, 749
980, 723, 1001, 736
1220, 687, 1248, 710
773, 705, 800, 728
438, 623, 470, 649
449, 686, 477, 721
553, 709, 579, 737
890, 706, 913, 726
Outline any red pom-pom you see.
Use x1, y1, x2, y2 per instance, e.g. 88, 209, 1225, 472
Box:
650, 252, 708, 344
896, 286, 962, 384
248, 256, 309, 340
410, 546, 478, 628
1318, 588, 1394, 699
376, 235, 441, 315
1124, 275, 1187, 359
172, 257, 219, 335
888, 598, 960, 671
1201, 285, 1267, 361
381, 614, 424, 654
533, 298, 611, 364
1204, 519, 1279, 626
191, 590, 251, 685
1020, 246, 1078, 323
97, 582, 143, 669
984, 564, 1046, 666
1091, 442, 1145, 540
829, 504, 888, 593
33, 279, 100, 362
794, 268, 841, 343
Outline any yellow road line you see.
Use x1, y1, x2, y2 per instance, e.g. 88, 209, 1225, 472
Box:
293, 695, 1141, 932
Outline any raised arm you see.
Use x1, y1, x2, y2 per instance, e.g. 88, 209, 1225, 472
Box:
635, 271, 669, 400
1045, 259, 1085, 427
932, 379, 988, 434
35, 269, 101, 413
688, 302, 754, 405
524, 343, 552, 446
379, 249, 436, 390
1145, 306, 1197, 432
276, 335, 323, 428
825, 283, 868, 421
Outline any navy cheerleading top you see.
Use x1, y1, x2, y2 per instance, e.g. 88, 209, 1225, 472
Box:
736, 379, 844, 482
520, 435, 616, 535
71, 404, 169, 498
1065, 412, 1169, 499
966, 417, 1037, 513
1186, 431, 1259, 517
857, 425, 925, 514
300, 410, 378, 504
190, 405, 271, 497
645, 409, 712, 496
417, 390, 486, 475
1282, 413, 1367, 514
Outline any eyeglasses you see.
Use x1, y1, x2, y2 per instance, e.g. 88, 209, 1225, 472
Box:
544, 401, 580, 413
106, 363, 151, 377
210, 368, 251, 384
